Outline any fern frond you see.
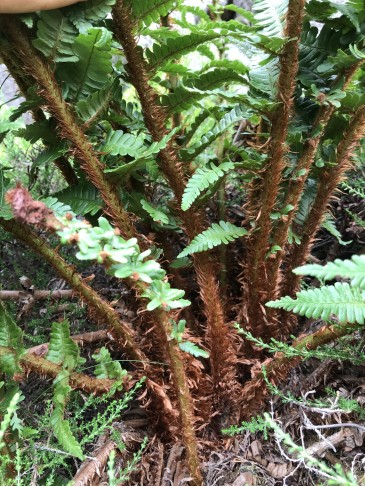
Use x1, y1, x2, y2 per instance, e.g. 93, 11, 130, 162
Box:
161, 69, 247, 113
42, 197, 73, 217
267, 282, 365, 324
51, 369, 84, 459
294, 255, 365, 289
104, 128, 179, 179
33, 142, 69, 168
92, 347, 127, 380
141, 199, 170, 225
33, 10, 78, 63
68, 0, 116, 29
146, 31, 224, 71
76, 82, 115, 125
47, 320, 82, 370
299, 24, 342, 87
181, 162, 234, 211
55, 183, 102, 216
126, 0, 180, 30
57, 28, 113, 98
253, 0, 288, 37
103, 131, 145, 157
177, 221, 247, 258
0, 302, 24, 375
181, 105, 247, 161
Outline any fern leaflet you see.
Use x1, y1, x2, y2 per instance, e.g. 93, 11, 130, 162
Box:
181, 162, 234, 211
177, 221, 247, 258
0, 302, 24, 376
33, 10, 78, 63
267, 282, 365, 324
55, 183, 102, 216
47, 320, 84, 370
50, 370, 84, 459
294, 255, 365, 289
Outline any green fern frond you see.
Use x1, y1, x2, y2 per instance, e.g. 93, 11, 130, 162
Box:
0, 302, 24, 376
321, 216, 351, 246
76, 82, 115, 125
57, 28, 113, 99
42, 197, 73, 217
126, 0, 180, 30
181, 105, 248, 161
294, 255, 365, 289
182, 107, 220, 146
181, 162, 234, 211
146, 31, 224, 71
299, 24, 343, 87
50, 369, 84, 459
340, 181, 365, 199
104, 128, 179, 180
33, 10, 78, 63
55, 183, 102, 216
32, 142, 69, 169
177, 221, 247, 258
68, 0, 116, 29
161, 69, 247, 113
47, 320, 83, 371
253, 0, 288, 37
267, 282, 365, 324
103, 131, 145, 157
92, 347, 127, 380
141, 199, 170, 225
178, 5, 211, 23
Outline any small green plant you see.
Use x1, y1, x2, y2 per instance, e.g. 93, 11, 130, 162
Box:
264, 413, 359, 486
222, 415, 269, 440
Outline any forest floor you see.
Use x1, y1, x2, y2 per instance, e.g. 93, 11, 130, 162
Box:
1, 187, 365, 485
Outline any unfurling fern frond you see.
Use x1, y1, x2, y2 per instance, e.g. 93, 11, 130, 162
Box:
294, 255, 365, 289
181, 162, 234, 211
267, 282, 365, 324
177, 221, 247, 258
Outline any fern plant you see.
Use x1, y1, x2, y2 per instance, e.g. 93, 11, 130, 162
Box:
267, 255, 365, 324
1, 0, 365, 483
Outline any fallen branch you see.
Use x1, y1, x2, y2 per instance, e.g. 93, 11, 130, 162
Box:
0, 289, 75, 301
72, 439, 115, 486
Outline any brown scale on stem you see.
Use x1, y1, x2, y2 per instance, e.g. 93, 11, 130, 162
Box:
282, 104, 365, 313
265, 64, 363, 315
112, 1, 240, 416
243, 0, 306, 338
0, 15, 138, 242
